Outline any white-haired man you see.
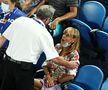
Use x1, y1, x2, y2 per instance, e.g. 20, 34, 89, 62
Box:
0, 5, 78, 90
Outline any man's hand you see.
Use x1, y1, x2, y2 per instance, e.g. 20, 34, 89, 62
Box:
49, 17, 60, 29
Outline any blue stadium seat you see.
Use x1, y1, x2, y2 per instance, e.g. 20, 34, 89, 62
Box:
101, 79, 108, 90
90, 29, 108, 79
103, 16, 108, 33
70, 19, 98, 66
70, 19, 92, 47
78, 1, 106, 29
35, 52, 46, 70
92, 30, 108, 61
73, 65, 104, 90
65, 83, 84, 90
34, 52, 46, 78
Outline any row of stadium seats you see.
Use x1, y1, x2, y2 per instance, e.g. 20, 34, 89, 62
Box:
35, 1, 108, 89
63, 65, 108, 90
65, 1, 108, 89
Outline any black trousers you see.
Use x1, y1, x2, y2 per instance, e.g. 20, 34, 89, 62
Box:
0, 48, 6, 88
0, 56, 35, 90
0, 58, 4, 88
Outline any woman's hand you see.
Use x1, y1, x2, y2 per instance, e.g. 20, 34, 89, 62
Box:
67, 61, 79, 69
44, 75, 55, 88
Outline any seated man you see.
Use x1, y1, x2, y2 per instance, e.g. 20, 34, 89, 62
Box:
45, 0, 79, 44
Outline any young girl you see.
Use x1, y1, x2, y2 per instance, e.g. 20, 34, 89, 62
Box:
34, 27, 80, 90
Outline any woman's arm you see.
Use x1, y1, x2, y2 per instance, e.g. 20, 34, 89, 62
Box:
58, 74, 75, 84
50, 6, 77, 29
52, 56, 78, 69
43, 66, 55, 87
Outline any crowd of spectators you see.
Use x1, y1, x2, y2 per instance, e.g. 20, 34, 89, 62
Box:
0, 0, 108, 90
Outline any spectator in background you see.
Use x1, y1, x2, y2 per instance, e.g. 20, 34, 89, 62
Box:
19, 0, 45, 17
45, 0, 79, 44
34, 27, 80, 90
0, 5, 78, 90
0, 0, 25, 88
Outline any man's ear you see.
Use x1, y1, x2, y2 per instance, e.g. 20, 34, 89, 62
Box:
44, 17, 51, 24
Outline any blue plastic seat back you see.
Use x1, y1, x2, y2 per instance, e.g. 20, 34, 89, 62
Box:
70, 19, 92, 47
103, 16, 108, 33
66, 83, 84, 90
101, 79, 108, 90
33, 53, 46, 78
94, 30, 108, 61
35, 52, 46, 70
78, 1, 106, 29
74, 65, 104, 90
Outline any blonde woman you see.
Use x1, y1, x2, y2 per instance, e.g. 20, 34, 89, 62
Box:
34, 27, 80, 90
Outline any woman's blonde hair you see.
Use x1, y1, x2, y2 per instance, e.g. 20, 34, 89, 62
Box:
63, 27, 80, 52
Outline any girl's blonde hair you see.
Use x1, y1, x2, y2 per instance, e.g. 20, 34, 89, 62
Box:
63, 27, 80, 52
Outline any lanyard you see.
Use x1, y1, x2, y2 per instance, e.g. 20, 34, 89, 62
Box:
33, 17, 45, 27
